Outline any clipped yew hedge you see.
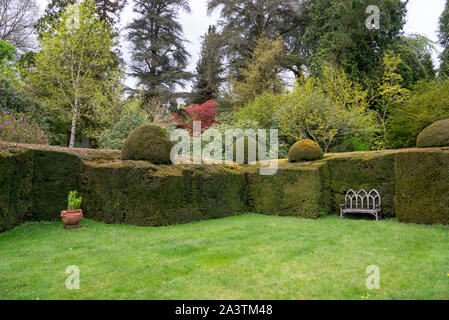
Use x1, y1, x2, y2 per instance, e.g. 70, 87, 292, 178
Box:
82, 162, 247, 226
395, 149, 449, 224
246, 162, 328, 219
322, 151, 397, 217
0, 143, 83, 232
2, 142, 449, 231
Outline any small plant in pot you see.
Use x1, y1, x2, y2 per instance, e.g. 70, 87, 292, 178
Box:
60, 191, 83, 229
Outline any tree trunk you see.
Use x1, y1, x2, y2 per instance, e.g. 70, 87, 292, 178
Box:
69, 98, 78, 148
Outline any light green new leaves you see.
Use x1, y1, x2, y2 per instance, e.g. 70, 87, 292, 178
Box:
276, 65, 376, 153
28, 0, 117, 146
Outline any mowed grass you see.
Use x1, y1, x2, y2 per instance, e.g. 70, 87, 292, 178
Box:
0, 214, 448, 300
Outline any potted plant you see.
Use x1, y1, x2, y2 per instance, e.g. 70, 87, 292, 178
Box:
60, 191, 83, 229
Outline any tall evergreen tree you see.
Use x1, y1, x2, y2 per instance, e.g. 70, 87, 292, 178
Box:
304, 0, 408, 81
207, 0, 308, 78
191, 25, 224, 104
127, 0, 192, 104
439, 0, 449, 78
35, 0, 126, 35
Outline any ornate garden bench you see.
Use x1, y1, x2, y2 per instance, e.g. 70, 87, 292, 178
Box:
340, 189, 382, 221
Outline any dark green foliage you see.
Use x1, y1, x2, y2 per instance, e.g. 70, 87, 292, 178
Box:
304, 0, 407, 81
322, 152, 397, 218
0, 79, 49, 131
247, 164, 325, 219
395, 150, 449, 224
387, 80, 449, 148
127, 0, 192, 103
82, 163, 247, 226
29, 150, 83, 221
191, 26, 224, 104
121, 124, 174, 164
99, 106, 148, 150
0, 150, 33, 232
35, 0, 126, 36
207, 0, 307, 78
3, 143, 449, 231
288, 140, 323, 162
439, 0, 449, 78
0, 144, 82, 231
417, 119, 449, 148
391, 35, 436, 88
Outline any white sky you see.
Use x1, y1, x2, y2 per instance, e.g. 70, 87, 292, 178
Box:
36, 0, 447, 90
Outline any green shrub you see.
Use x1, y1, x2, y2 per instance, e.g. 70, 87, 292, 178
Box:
387, 80, 449, 148
99, 104, 148, 150
288, 140, 323, 162
122, 124, 174, 164
416, 119, 449, 148
67, 191, 82, 210
234, 91, 278, 129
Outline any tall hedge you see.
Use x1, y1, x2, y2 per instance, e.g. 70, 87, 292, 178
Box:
395, 149, 449, 224
0, 150, 33, 232
0, 144, 83, 232
2, 142, 449, 231
323, 152, 397, 217
247, 163, 327, 218
81, 162, 247, 226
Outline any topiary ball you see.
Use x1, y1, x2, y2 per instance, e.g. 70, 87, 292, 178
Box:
417, 119, 449, 148
288, 139, 323, 162
122, 124, 174, 164
231, 136, 262, 164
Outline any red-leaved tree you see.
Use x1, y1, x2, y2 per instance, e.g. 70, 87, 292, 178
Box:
171, 100, 219, 134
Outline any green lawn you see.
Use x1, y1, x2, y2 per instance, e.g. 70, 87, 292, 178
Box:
0, 214, 448, 300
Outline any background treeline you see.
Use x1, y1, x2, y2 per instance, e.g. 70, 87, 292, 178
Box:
1, 0, 449, 156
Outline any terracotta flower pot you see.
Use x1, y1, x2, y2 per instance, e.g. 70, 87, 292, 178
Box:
61, 209, 83, 228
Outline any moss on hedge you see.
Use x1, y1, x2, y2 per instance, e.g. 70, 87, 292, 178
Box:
121, 124, 173, 164
395, 149, 449, 224
246, 163, 326, 218
2, 142, 449, 230
82, 162, 248, 226
288, 140, 323, 162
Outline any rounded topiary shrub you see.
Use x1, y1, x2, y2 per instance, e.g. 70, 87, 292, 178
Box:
288, 139, 323, 162
121, 124, 174, 164
417, 119, 449, 148
232, 136, 262, 164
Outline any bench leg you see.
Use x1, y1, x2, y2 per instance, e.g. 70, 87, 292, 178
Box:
340, 209, 344, 220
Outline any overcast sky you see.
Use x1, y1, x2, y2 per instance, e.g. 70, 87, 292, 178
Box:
36, 0, 447, 89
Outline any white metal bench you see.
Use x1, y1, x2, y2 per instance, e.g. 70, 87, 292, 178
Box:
340, 189, 382, 221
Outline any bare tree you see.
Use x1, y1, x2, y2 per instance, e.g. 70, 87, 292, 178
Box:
0, 0, 39, 51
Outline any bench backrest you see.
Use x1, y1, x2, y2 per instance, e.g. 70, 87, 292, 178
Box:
344, 189, 381, 210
